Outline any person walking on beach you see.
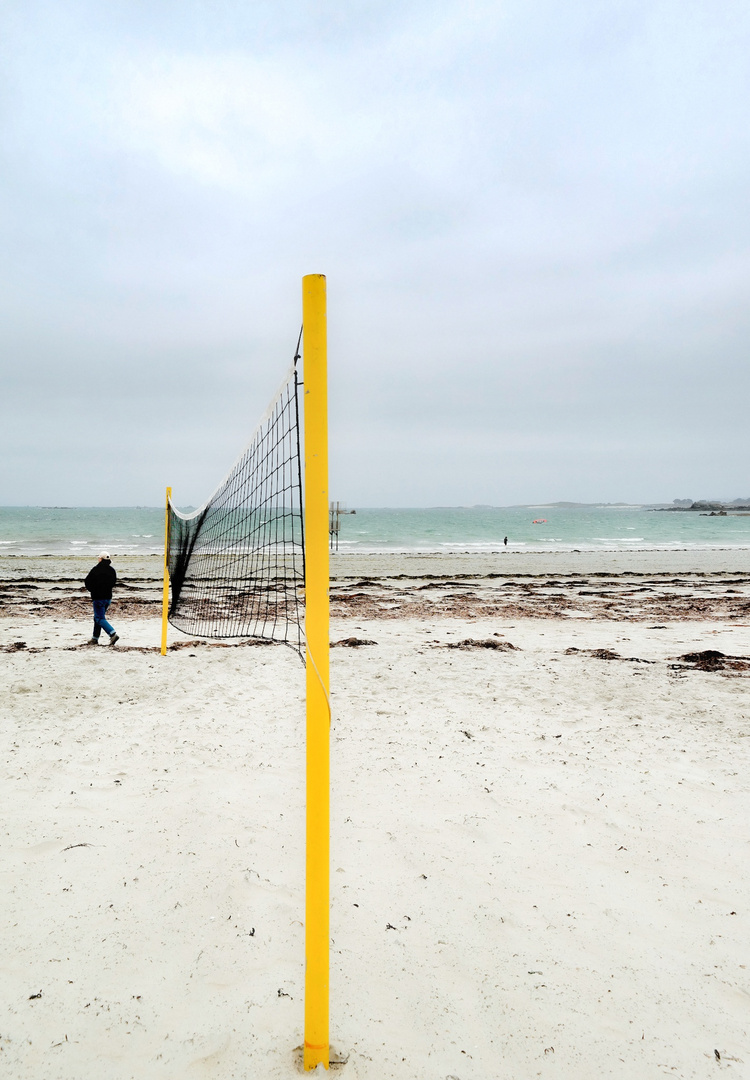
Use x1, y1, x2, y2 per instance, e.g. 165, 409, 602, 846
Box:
504, 536, 508, 547
84, 551, 119, 645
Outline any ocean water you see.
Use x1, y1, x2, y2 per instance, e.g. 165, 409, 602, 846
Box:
0, 505, 749, 557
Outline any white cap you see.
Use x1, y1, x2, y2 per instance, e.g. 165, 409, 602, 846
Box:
99, 551, 110, 560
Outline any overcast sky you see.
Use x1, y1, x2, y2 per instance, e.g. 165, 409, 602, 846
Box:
1, 0, 749, 507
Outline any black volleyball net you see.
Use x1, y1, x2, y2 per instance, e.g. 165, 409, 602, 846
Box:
166, 363, 305, 654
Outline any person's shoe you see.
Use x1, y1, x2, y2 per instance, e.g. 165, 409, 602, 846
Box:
88, 638, 99, 645
109, 633, 119, 646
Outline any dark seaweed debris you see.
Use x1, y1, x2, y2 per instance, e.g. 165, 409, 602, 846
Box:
331, 637, 378, 647
564, 647, 656, 663
565, 647, 620, 659
672, 650, 750, 673
446, 638, 519, 651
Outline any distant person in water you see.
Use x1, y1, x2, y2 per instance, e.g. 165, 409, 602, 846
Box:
84, 552, 119, 645
504, 536, 508, 547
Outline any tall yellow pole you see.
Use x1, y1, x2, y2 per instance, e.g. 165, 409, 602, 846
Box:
302, 274, 330, 1071
160, 486, 171, 656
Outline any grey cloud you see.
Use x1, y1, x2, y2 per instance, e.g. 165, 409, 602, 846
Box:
1, 0, 749, 505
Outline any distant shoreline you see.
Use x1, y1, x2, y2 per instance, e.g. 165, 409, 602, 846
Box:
654, 501, 750, 513
2, 547, 749, 581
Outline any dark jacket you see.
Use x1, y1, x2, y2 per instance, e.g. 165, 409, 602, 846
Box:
85, 561, 117, 600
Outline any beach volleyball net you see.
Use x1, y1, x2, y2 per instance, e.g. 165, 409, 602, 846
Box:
166, 360, 305, 654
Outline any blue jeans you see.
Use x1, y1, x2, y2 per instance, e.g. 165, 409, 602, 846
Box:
92, 599, 115, 639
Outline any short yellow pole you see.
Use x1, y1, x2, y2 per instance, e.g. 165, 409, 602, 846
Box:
160, 486, 171, 656
302, 274, 330, 1071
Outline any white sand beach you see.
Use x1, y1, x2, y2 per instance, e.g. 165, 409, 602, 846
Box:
2, 556, 749, 1078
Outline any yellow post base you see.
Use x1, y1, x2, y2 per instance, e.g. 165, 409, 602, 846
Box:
304, 1044, 330, 1072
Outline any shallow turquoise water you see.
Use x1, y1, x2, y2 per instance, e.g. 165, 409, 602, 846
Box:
0, 505, 748, 556
335, 506, 750, 553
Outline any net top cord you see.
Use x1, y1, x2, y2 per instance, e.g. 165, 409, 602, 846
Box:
166, 361, 305, 655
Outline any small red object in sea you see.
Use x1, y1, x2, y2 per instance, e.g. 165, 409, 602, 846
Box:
532, 519, 548, 524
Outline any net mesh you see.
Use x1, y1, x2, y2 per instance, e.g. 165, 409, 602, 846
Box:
167, 363, 305, 655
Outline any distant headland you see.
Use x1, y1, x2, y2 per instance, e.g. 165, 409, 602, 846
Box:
655, 499, 750, 515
